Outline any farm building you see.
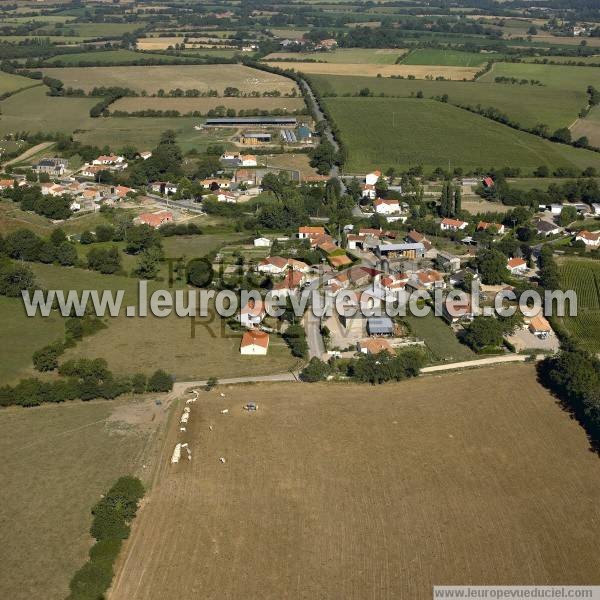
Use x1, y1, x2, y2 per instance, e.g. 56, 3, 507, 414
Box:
240, 132, 272, 145
206, 117, 297, 127
436, 251, 461, 273
138, 211, 173, 229
280, 129, 297, 144
240, 330, 270, 355
376, 243, 425, 259
367, 316, 394, 336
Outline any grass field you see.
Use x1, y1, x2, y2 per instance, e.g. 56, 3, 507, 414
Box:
0, 86, 97, 138
43, 49, 204, 65
40, 64, 299, 95
73, 117, 232, 153
27, 259, 297, 381
0, 71, 40, 96
324, 97, 600, 173
110, 96, 306, 113
267, 61, 480, 80
480, 62, 600, 91
403, 313, 475, 362
264, 48, 406, 64
570, 105, 600, 149
44, 22, 143, 38
310, 74, 585, 131
557, 257, 600, 353
111, 365, 600, 600
523, 55, 600, 65
400, 48, 501, 66
0, 395, 164, 600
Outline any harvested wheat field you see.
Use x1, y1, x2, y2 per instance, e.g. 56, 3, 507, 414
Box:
265, 61, 480, 80
40, 65, 300, 95
110, 364, 600, 600
110, 96, 307, 113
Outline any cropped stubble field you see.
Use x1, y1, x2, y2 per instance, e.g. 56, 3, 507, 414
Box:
557, 257, 600, 353
0, 397, 163, 600
324, 97, 600, 172
310, 73, 586, 131
266, 61, 480, 80
40, 64, 300, 95
110, 365, 600, 600
110, 96, 307, 113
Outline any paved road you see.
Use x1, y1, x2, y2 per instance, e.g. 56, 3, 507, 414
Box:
2, 141, 55, 167
304, 308, 326, 360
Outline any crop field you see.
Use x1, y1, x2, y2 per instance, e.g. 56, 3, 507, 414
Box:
29, 262, 297, 381
480, 62, 600, 91
40, 64, 300, 95
111, 365, 600, 600
264, 48, 406, 64
43, 49, 202, 65
267, 61, 480, 80
136, 36, 234, 50
73, 117, 233, 153
400, 48, 501, 66
110, 96, 307, 113
0, 396, 164, 600
0, 86, 97, 138
323, 97, 600, 172
570, 105, 600, 149
557, 257, 600, 353
310, 74, 585, 131
0, 71, 40, 95
42, 22, 143, 37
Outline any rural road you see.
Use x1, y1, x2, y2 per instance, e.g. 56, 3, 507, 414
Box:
421, 354, 542, 373
304, 309, 326, 359
2, 141, 54, 167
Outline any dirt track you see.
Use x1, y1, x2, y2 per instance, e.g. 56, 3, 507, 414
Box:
110, 364, 600, 600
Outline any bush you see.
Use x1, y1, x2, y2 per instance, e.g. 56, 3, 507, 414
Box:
146, 369, 173, 392
32, 343, 64, 372
300, 357, 330, 382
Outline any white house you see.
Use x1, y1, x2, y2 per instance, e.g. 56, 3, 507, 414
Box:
151, 182, 178, 195
240, 330, 269, 355
253, 237, 272, 247
241, 154, 257, 167
549, 203, 563, 215
477, 221, 505, 235
374, 198, 400, 215
440, 218, 468, 232
240, 299, 266, 328
507, 257, 528, 274
365, 170, 382, 186
217, 191, 237, 203
69, 200, 81, 211
257, 256, 288, 275
139, 151, 152, 160
575, 230, 600, 248
361, 183, 377, 200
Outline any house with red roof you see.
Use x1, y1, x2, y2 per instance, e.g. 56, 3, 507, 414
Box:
440, 218, 468, 232
138, 211, 173, 229
575, 230, 600, 248
507, 257, 527, 274
240, 330, 270, 355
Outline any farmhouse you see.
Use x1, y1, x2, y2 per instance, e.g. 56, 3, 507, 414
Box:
138, 211, 173, 229
374, 198, 400, 215
575, 230, 600, 248
440, 218, 468, 232
477, 221, 505, 235
507, 257, 527, 274
240, 330, 270, 355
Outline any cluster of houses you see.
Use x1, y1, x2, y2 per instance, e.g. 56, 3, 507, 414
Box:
79, 154, 129, 179
40, 180, 134, 211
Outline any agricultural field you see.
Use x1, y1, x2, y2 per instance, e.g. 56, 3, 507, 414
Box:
0, 71, 41, 96
400, 48, 501, 66
264, 48, 406, 64
323, 97, 600, 173
0, 395, 164, 600
73, 116, 233, 153
261, 153, 318, 178
480, 62, 600, 91
522, 55, 600, 64
110, 96, 307, 114
111, 365, 600, 600
0, 86, 97, 138
43, 49, 203, 65
267, 61, 480, 80
28, 261, 298, 381
40, 22, 143, 38
310, 74, 585, 131
40, 64, 300, 95
570, 105, 600, 149
557, 257, 600, 353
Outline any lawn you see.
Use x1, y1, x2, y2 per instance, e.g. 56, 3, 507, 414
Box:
557, 257, 600, 353
403, 312, 475, 363
0, 396, 162, 600
324, 97, 600, 173
40, 64, 300, 95
0, 86, 97, 138
310, 74, 585, 131
27, 262, 298, 381
111, 365, 600, 600
400, 48, 501, 66
264, 48, 406, 64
